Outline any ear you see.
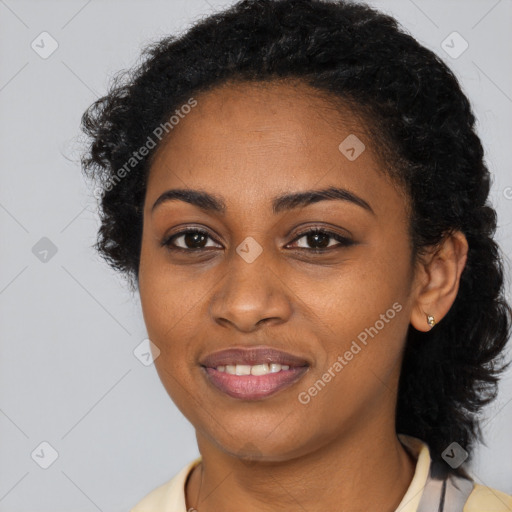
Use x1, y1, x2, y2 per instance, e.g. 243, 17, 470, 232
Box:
410, 231, 468, 332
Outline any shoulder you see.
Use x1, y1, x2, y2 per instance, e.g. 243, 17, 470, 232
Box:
130, 458, 201, 512
130, 479, 174, 511
464, 483, 512, 511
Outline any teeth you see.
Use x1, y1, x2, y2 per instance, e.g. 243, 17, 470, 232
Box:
270, 363, 289, 372
215, 363, 291, 374
235, 364, 251, 375
251, 364, 269, 376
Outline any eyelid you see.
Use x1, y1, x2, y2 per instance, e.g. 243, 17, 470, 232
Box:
290, 226, 351, 240
287, 221, 354, 240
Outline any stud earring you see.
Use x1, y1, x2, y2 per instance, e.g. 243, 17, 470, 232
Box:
426, 314, 436, 329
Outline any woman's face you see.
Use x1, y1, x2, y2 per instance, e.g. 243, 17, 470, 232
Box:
138, 80, 418, 461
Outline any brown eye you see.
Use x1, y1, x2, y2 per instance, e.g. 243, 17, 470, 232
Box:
162, 229, 221, 251
288, 228, 354, 251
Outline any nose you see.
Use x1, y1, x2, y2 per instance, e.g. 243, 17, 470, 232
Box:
209, 245, 293, 332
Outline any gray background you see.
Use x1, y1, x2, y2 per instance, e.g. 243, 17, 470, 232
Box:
0, 0, 511, 510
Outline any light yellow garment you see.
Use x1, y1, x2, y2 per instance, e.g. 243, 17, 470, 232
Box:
131, 434, 512, 511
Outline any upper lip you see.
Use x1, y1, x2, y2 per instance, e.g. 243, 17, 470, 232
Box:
200, 346, 309, 368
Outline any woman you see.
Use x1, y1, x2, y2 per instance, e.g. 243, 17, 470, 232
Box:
80, 0, 512, 510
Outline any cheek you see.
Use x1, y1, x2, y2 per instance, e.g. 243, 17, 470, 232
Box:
303, 227, 413, 382
138, 256, 202, 417
138, 237, 199, 366
305, 248, 410, 346
346, 218, 412, 315
296, 276, 409, 429
139, 280, 201, 367
139, 230, 195, 329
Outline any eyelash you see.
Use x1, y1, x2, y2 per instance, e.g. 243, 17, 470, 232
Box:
161, 227, 354, 254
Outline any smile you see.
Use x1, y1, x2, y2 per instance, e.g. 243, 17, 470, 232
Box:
200, 346, 310, 400
202, 365, 309, 400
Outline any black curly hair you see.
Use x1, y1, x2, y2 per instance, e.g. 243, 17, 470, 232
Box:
80, 0, 511, 474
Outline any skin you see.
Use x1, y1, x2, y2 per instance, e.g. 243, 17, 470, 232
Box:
137, 79, 468, 512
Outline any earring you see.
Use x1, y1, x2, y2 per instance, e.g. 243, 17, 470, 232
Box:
426, 314, 436, 329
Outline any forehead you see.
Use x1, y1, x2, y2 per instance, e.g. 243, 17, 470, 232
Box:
145, 80, 397, 216
151, 79, 367, 157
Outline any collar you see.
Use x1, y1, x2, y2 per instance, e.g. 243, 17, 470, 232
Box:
395, 433, 433, 511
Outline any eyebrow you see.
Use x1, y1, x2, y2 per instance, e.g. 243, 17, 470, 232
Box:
151, 186, 374, 216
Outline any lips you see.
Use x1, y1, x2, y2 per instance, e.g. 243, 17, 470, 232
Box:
200, 346, 309, 368
200, 346, 310, 400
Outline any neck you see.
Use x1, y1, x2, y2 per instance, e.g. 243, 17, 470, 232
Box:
186, 423, 416, 512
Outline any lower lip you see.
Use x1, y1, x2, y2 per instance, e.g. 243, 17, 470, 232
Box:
202, 366, 309, 400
